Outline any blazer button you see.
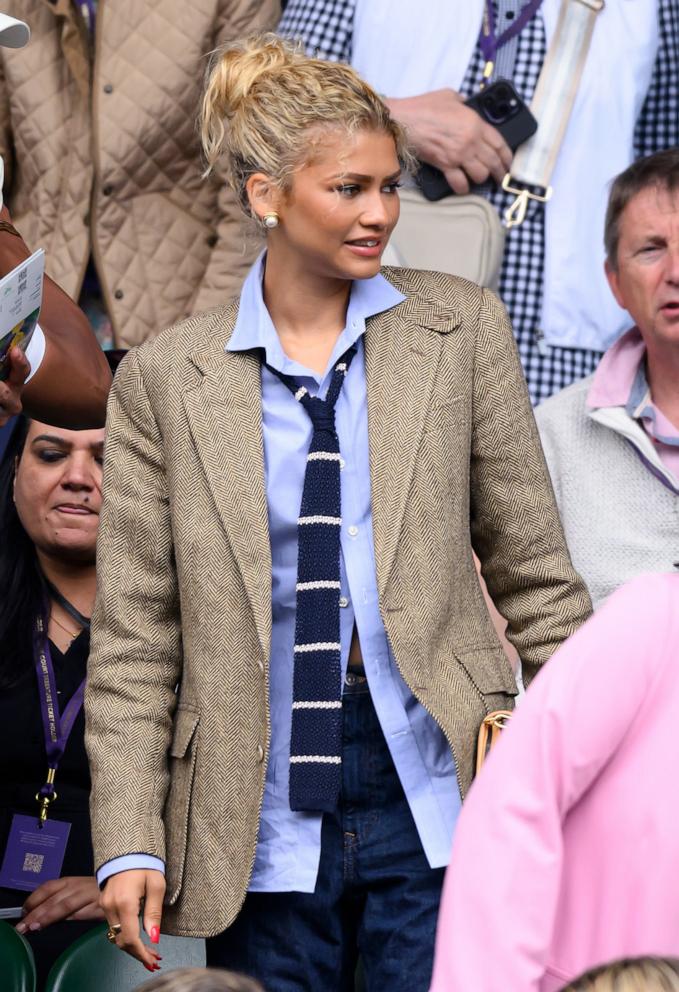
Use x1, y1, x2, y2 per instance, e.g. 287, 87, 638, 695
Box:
257, 745, 264, 763
206, 234, 218, 248
102, 184, 114, 197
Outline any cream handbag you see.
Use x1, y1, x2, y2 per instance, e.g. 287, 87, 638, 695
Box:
381, 187, 505, 290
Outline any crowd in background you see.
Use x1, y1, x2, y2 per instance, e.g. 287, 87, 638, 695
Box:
0, 2, 678, 991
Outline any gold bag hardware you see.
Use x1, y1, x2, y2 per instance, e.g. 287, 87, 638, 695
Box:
475, 710, 512, 777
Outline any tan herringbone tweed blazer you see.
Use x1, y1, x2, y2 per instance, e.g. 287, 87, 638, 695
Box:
86, 267, 592, 937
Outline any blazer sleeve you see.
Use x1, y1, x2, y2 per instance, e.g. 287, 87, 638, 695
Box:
469, 289, 592, 681
85, 346, 182, 872
429, 575, 670, 992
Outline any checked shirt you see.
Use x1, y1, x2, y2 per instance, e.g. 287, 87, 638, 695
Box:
279, 0, 679, 405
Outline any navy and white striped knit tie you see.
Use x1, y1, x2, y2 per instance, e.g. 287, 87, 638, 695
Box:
267, 345, 357, 812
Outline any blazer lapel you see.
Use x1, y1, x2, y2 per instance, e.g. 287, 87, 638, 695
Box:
365, 297, 461, 596
183, 315, 271, 658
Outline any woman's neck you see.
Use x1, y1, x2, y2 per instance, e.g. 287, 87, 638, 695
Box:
263, 251, 352, 374
37, 551, 97, 618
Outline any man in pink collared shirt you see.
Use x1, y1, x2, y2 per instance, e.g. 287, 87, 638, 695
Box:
535, 148, 679, 608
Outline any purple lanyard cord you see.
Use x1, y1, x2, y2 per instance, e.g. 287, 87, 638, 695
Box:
33, 610, 86, 825
478, 0, 544, 83
79, 0, 96, 38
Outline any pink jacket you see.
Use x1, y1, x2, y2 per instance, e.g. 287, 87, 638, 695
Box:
430, 572, 679, 992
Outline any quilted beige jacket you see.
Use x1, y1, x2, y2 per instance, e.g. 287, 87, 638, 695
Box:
0, 0, 279, 347
86, 267, 592, 936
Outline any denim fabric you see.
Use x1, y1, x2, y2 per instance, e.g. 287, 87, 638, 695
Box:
206, 674, 445, 991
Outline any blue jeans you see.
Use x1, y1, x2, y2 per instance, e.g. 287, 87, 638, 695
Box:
206, 672, 445, 991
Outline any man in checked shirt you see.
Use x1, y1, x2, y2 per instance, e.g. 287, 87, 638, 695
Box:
279, 0, 679, 406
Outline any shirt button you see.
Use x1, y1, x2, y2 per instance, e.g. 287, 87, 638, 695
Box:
103, 83, 113, 94
257, 745, 264, 763
114, 289, 124, 300
348, 525, 358, 537
339, 596, 349, 608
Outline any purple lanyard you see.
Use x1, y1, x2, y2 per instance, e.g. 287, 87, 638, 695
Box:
79, 0, 96, 38
478, 0, 544, 84
34, 611, 86, 825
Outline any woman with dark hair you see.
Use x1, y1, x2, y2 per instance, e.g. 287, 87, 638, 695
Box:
0, 415, 105, 986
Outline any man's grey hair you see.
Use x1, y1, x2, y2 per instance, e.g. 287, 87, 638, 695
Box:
604, 148, 679, 270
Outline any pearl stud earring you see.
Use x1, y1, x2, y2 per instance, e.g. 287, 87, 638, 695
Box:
262, 212, 279, 230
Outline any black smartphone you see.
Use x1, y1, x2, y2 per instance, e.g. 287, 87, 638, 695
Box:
416, 78, 538, 202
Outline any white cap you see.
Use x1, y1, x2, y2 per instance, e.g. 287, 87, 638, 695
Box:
0, 13, 29, 48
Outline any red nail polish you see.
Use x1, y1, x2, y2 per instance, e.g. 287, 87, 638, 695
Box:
144, 964, 155, 972
150, 925, 160, 944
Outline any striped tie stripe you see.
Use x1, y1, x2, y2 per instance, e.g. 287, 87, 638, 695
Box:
294, 641, 341, 653
307, 451, 341, 462
296, 580, 341, 591
292, 700, 343, 710
298, 515, 341, 526
290, 755, 342, 764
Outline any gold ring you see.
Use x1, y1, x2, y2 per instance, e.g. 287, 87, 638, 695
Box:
106, 923, 122, 944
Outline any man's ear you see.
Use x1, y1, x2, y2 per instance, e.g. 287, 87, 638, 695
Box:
245, 173, 281, 224
604, 257, 625, 310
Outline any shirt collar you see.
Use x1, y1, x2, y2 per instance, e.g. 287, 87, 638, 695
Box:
587, 325, 679, 447
227, 252, 405, 382
587, 326, 646, 410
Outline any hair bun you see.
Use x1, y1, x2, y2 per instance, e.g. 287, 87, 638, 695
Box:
211, 34, 298, 120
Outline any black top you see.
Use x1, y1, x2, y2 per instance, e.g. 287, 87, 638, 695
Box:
0, 630, 93, 905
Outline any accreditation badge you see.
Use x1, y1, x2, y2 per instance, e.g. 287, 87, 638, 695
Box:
0, 814, 71, 892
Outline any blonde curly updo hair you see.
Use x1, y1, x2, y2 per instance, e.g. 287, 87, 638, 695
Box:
200, 33, 413, 214
562, 957, 679, 992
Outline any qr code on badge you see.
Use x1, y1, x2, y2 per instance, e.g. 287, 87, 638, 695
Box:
22, 852, 44, 874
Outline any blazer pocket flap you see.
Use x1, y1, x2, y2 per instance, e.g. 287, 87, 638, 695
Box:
170, 708, 200, 759
455, 647, 518, 696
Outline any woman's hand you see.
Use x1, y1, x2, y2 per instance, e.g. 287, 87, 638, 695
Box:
0, 345, 30, 426
16, 876, 105, 933
100, 869, 165, 973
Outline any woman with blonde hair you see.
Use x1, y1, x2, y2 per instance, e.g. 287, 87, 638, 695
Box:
563, 957, 679, 992
85, 34, 590, 990
134, 967, 263, 992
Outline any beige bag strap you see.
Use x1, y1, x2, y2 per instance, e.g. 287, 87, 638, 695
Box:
502, 0, 605, 228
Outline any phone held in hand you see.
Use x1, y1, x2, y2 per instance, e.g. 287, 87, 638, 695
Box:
417, 79, 538, 202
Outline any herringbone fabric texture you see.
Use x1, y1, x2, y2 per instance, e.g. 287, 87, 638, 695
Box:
0, 0, 279, 348
86, 266, 592, 937
267, 347, 357, 811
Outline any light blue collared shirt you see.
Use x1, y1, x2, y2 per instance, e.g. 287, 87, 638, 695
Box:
98, 255, 461, 890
